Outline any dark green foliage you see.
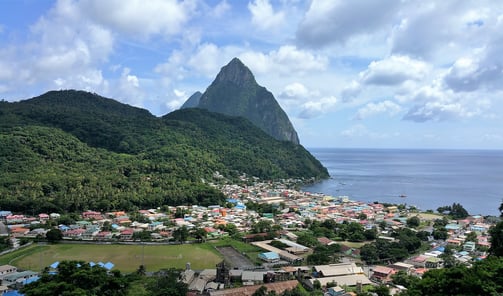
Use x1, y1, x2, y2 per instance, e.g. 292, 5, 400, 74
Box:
46, 229, 63, 243
391, 270, 418, 287
0, 236, 11, 252
437, 203, 469, 219
369, 284, 391, 296
406, 216, 420, 228
269, 240, 289, 249
0, 90, 327, 213
173, 226, 189, 243
144, 269, 188, 296
489, 221, 503, 256
402, 257, 503, 296
307, 244, 341, 265
296, 232, 320, 248
21, 261, 129, 296
360, 229, 423, 264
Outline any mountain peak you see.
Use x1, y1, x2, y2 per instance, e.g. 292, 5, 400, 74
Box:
213, 57, 256, 87
180, 91, 202, 109
186, 58, 300, 145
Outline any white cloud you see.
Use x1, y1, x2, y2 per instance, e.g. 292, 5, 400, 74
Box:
166, 89, 188, 110
211, 0, 231, 18
341, 55, 431, 103
389, 1, 498, 61
443, 38, 503, 92
154, 50, 189, 81
280, 82, 310, 100
78, 0, 196, 39
0, 0, 114, 95
296, 0, 401, 47
360, 55, 430, 85
298, 96, 337, 119
241, 45, 328, 75
354, 100, 402, 120
248, 0, 286, 31
155, 44, 328, 85
188, 43, 223, 77
403, 101, 476, 122
400, 82, 490, 122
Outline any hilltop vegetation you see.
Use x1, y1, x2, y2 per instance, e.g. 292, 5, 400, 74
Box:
0, 90, 327, 213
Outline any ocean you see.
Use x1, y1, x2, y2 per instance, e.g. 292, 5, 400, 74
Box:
303, 148, 503, 216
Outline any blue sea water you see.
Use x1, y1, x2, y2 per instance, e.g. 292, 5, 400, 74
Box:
303, 148, 503, 216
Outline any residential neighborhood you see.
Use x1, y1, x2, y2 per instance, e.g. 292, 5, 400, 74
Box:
0, 178, 497, 295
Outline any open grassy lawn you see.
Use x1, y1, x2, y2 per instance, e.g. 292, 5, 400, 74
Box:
412, 212, 443, 221
5, 243, 223, 273
340, 241, 367, 249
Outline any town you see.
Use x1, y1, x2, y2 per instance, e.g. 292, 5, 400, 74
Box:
0, 177, 496, 296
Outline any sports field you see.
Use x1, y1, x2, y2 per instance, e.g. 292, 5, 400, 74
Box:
4, 243, 223, 273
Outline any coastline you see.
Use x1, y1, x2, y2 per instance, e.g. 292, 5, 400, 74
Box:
304, 148, 503, 216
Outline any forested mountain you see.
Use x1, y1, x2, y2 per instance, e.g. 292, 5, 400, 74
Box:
181, 58, 300, 144
0, 90, 327, 213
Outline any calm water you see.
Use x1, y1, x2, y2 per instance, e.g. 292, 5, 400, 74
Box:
303, 148, 503, 216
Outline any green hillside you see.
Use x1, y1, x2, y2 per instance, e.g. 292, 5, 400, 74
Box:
0, 90, 328, 213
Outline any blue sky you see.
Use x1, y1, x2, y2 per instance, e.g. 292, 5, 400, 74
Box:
1, 0, 502, 149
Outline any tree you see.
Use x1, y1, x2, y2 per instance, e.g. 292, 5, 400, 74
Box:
173, 226, 189, 243
296, 232, 319, 248
489, 221, 503, 256
358, 213, 368, 220
392, 270, 418, 287
224, 223, 239, 237
360, 244, 379, 264
432, 229, 448, 240
371, 284, 391, 296
46, 228, 63, 243
406, 216, 421, 228
145, 268, 188, 296
192, 227, 207, 242
465, 231, 478, 242
450, 203, 469, 219
21, 261, 129, 296
364, 227, 378, 240
251, 220, 273, 233
437, 203, 469, 219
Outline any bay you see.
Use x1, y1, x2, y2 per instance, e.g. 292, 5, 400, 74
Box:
303, 148, 503, 216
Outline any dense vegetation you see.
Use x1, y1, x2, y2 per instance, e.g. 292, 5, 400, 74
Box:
437, 203, 469, 219
360, 228, 424, 265
0, 90, 327, 213
396, 257, 503, 296
21, 261, 129, 296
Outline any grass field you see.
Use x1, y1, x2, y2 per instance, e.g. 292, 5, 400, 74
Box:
3, 243, 223, 273
412, 212, 443, 220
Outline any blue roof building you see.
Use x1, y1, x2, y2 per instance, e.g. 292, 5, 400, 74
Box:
0, 211, 12, 218
258, 252, 280, 262
4, 291, 24, 296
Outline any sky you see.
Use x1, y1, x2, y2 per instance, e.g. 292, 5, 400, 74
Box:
1, 0, 502, 149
